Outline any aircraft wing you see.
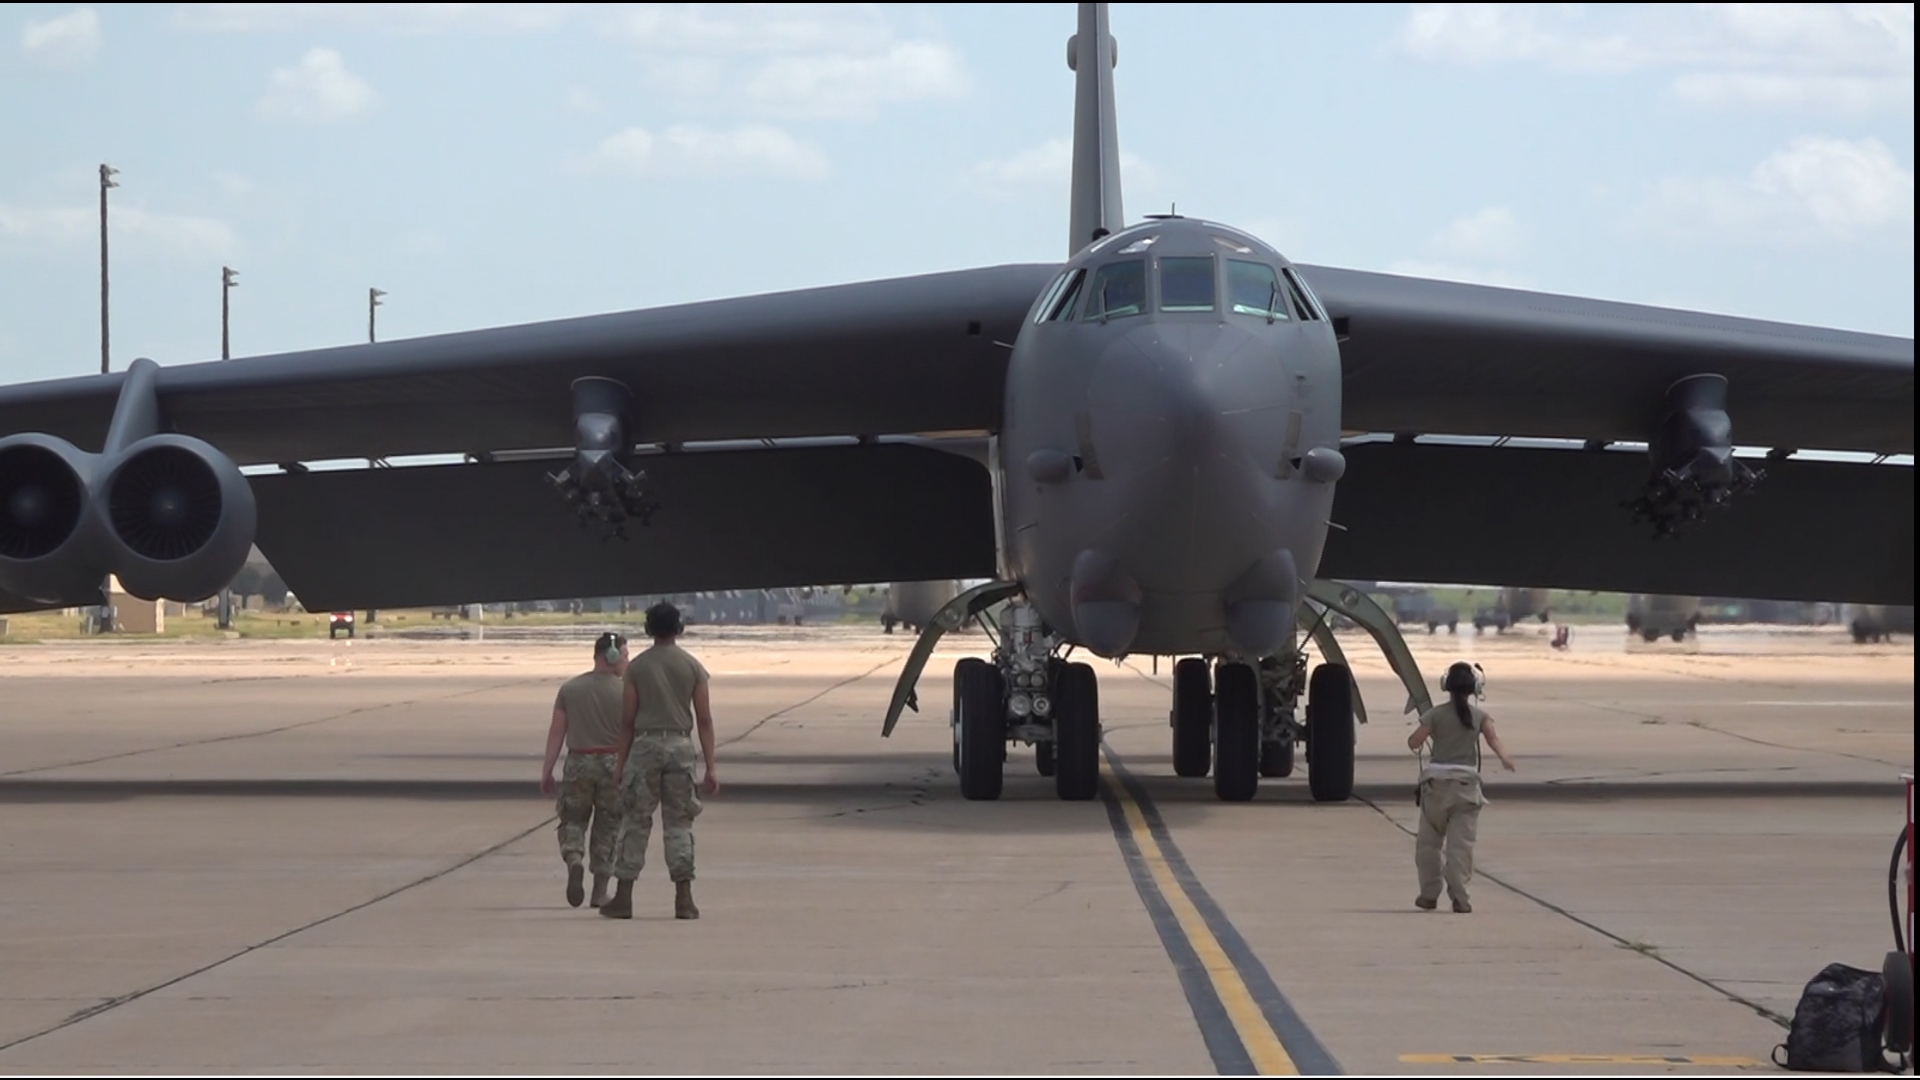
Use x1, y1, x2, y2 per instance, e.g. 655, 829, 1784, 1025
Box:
1296, 265, 1913, 454
1296, 265, 1914, 604
0, 264, 1057, 465
0, 265, 1049, 612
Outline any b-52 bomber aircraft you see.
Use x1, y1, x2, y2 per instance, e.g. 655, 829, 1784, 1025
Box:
1, 4, 1911, 806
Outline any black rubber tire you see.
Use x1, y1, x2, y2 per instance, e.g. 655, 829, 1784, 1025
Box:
1172, 658, 1212, 778
1885, 950, 1913, 1054
1053, 662, 1100, 800
1035, 739, 1056, 777
1213, 662, 1259, 802
1670, 628, 1686, 642
1305, 662, 1355, 803
1260, 738, 1295, 778
1642, 629, 1660, 643
955, 658, 1005, 801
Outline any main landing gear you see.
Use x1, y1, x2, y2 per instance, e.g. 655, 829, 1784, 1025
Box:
1167, 651, 1351, 803
949, 600, 1102, 801
878, 579, 1432, 806
1164, 581, 1432, 804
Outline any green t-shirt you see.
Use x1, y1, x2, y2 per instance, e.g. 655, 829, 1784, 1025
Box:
624, 642, 709, 734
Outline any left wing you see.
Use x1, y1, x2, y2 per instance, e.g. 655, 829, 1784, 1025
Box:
1298, 264, 1913, 454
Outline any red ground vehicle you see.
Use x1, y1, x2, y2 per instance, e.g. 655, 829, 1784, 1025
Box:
328, 611, 355, 639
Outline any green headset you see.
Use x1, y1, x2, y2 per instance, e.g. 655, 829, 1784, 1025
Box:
597, 632, 626, 667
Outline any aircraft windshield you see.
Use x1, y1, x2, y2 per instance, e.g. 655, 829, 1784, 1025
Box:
1034, 268, 1086, 322
1228, 260, 1287, 319
1159, 257, 1215, 312
1085, 260, 1146, 320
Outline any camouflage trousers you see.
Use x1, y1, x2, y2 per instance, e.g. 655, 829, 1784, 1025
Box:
614, 732, 703, 882
555, 753, 623, 877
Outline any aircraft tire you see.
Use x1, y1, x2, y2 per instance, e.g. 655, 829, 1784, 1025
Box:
1306, 663, 1355, 802
1670, 628, 1686, 642
1213, 662, 1259, 802
1171, 658, 1212, 778
1884, 950, 1913, 1053
955, 658, 1005, 801
1053, 662, 1100, 801
1036, 739, 1056, 777
1260, 738, 1294, 778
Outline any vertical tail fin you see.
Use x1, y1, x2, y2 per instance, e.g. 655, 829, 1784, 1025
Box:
1067, 2, 1123, 257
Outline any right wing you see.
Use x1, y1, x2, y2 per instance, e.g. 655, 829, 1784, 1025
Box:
0, 264, 1058, 464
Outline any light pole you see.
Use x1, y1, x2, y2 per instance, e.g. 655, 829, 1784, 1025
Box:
369, 287, 386, 343
221, 266, 238, 359
99, 164, 118, 375
216, 265, 240, 628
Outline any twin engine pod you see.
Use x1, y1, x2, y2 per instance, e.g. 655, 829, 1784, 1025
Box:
0, 432, 256, 605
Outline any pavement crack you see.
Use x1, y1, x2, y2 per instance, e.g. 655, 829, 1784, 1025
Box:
721, 653, 902, 749
0, 814, 555, 1056
1354, 795, 1790, 1030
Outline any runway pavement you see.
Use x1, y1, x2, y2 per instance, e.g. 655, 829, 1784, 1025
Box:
0, 623, 1910, 1074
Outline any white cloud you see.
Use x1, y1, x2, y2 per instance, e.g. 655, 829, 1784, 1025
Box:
1430, 206, 1524, 260
963, 137, 1159, 197
1633, 136, 1914, 244
567, 124, 828, 180
21, 7, 101, 70
255, 47, 378, 123
742, 40, 966, 119
1396, 3, 1914, 112
563, 83, 601, 114
609, 5, 967, 120
210, 170, 254, 196
175, 4, 574, 34
0, 203, 235, 258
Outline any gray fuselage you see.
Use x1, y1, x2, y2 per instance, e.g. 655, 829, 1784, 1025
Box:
998, 217, 1345, 659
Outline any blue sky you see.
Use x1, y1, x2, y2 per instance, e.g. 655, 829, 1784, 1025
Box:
1, 3, 1912, 386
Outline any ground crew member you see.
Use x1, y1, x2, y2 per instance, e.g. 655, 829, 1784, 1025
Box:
540, 631, 630, 910
1406, 661, 1516, 913
602, 601, 720, 921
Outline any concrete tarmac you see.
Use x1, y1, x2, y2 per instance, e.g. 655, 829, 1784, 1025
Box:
0, 624, 1910, 1074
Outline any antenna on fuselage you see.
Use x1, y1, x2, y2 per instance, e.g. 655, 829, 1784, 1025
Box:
1067, 2, 1123, 258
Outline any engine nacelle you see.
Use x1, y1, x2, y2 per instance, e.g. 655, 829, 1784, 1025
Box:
97, 434, 256, 602
0, 434, 107, 603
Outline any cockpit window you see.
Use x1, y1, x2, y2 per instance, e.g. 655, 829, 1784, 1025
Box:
1227, 260, 1287, 320
1159, 257, 1215, 312
1084, 260, 1147, 320
1033, 268, 1086, 322
1280, 267, 1324, 321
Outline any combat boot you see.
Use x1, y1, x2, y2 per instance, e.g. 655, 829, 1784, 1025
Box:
674, 879, 699, 920
566, 863, 585, 908
599, 880, 633, 920
590, 873, 610, 908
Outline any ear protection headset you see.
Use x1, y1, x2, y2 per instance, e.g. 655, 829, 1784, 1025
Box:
1441, 661, 1485, 698
597, 632, 626, 666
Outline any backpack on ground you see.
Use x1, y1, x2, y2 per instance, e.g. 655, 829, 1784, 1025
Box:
1772, 962, 1895, 1072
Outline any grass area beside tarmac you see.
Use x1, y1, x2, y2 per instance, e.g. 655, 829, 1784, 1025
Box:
0, 605, 879, 644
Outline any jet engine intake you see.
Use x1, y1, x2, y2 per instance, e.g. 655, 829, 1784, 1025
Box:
0, 433, 105, 603
1624, 374, 1762, 537
98, 434, 256, 602
545, 376, 658, 540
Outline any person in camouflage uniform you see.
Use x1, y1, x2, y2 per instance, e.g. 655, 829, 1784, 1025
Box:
541, 632, 630, 909
603, 602, 720, 920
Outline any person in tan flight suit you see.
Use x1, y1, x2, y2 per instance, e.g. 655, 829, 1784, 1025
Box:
1406, 661, 1516, 913
540, 631, 629, 909
601, 602, 720, 921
